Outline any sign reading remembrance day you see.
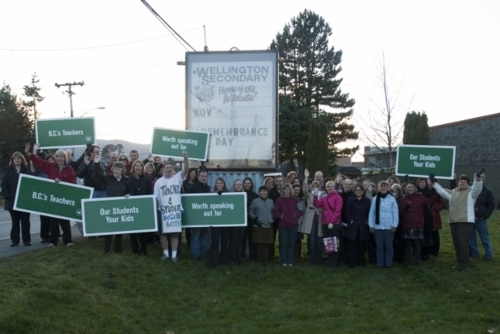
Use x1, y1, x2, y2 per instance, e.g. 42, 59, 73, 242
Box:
181, 193, 247, 228
36, 117, 96, 148
396, 145, 456, 179
14, 174, 94, 221
186, 50, 278, 170
151, 128, 210, 161
82, 195, 157, 236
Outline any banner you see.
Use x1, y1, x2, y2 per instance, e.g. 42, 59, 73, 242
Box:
151, 128, 210, 161
82, 195, 157, 236
36, 117, 96, 148
396, 145, 456, 179
181, 192, 247, 228
14, 174, 94, 221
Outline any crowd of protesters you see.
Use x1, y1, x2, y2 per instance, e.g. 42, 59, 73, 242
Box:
2, 144, 493, 271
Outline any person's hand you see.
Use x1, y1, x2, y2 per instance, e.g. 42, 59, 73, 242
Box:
475, 168, 485, 178
369, 227, 374, 234
391, 227, 396, 234
33, 143, 40, 152
54, 178, 60, 183
83, 155, 91, 165
125, 194, 130, 199
304, 168, 309, 179
429, 173, 436, 184
182, 151, 188, 158
328, 223, 333, 229
311, 189, 318, 196
405, 174, 410, 182
148, 152, 152, 159
335, 173, 342, 183
25, 142, 31, 154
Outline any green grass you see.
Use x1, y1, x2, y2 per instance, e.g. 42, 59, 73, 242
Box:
1, 211, 500, 333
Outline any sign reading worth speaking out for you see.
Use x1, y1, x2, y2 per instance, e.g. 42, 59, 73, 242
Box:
396, 145, 456, 179
36, 117, 96, 148
181, 192, 247, 228
14, 174, 94, 221
82, 195, 157, 237
151, 128, 210, 161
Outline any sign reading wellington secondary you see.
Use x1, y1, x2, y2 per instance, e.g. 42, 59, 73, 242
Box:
36, 117, 96, 148
396, 145, 456, 179
181, 193, 247, 228
82, 195, 157, 236
14, 174, 94, 221
151, 128, 209, 161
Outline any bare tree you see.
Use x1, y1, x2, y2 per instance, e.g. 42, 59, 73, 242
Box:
357, 51, 413, 172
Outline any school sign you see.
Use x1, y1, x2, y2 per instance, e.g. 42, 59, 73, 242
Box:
396, 145, 456, 179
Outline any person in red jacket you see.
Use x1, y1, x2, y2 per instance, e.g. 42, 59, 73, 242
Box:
25, 143, 76, 248
313, 180, 343, 268
274, 183, 303, 267
399, 181, 432, 267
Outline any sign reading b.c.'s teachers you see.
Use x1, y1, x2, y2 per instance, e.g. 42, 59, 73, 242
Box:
36, 117, 96, 148
396, 145, 456, 179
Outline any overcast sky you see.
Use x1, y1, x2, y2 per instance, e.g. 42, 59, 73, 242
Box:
1, 0, 498, 161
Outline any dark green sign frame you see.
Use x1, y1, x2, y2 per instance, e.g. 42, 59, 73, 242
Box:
396, 145, 456, 179
36, 117, 96, 148
151, 128, 210, 161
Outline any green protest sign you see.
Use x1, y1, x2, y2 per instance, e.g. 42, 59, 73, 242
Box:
14, 174, 94, 221
396, 145, 456, 179
82, 195, 157, 236
181, 193, 247, 228
151, 128, 210, 161
36, 117, 96, 148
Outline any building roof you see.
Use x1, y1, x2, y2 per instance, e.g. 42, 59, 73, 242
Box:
430, 112, 500, 130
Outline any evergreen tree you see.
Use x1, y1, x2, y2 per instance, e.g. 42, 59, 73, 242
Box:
271, 9, 358, 173
23, 73, 45, 121
306, 119, 329, 176
403, 111, 430, 144
0, 84, 33, 170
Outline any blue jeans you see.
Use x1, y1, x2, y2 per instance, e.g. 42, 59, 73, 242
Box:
190, 227, 209, 259
469, 219, 493, 259
374, 229, 394, 267
308, 218, 323, 265
279, 226, 298, 265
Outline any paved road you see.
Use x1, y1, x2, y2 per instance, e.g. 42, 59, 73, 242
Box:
0, 208, 83, 258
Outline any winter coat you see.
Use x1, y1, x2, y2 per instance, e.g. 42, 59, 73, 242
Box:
249, 196, 275, 228
368, 193, 399, 230
76, 160, 106, 190
313, 191, 343, 225
339, 190, 354, 223
345, 196, 371, 241
188, 181, 211, 194
433, 181, 482, 223
29, 154, 76, 183
398, 192, 432, 230
431, 193, 445, 231
274, 196, 303, 229
95, 166, 131, 197
129, 174, 153, 196
1, 164, 32, 210
474, 185, 495, 220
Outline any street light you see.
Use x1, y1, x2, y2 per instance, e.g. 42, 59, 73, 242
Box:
79, 106, 105, 117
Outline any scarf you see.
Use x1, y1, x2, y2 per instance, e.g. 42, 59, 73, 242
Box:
375, 191, 388, 225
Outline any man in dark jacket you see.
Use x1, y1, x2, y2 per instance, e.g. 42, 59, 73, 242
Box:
188, 169, 211, 259
469, 173, 494, 261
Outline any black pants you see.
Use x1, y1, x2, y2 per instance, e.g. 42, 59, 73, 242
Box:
104, 235, 123, 253
9, 210, 31, 245
130, 233, 148, 255
40, 215, 51, 241
322, 224, 341, 268
49, 218, 72, 246
346, 239, 366, 267
229, 227, 245, 264
210, 227, 230, 268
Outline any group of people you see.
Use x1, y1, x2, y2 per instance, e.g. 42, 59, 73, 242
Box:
2, 145, 494, 271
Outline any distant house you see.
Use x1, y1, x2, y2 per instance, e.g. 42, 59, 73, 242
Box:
362, 146, 397, 177
429, 112, 500, 204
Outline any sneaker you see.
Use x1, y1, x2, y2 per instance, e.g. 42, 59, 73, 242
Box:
10, 243, 19, 247
288, 264, 293, 267
48, 243, 56, 248
282, 264, 287, 267
66, 242, 74, 247
24, 243, 32, 246
171, 257, 178, 263
161, 254, 170, 260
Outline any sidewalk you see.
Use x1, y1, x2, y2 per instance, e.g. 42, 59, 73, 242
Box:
0, 222, 84, 258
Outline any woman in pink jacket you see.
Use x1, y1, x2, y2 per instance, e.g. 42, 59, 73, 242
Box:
313, 180, 343, 268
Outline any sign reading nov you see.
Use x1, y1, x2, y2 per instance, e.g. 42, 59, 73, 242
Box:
151, 128, 210, 161
14, 174, 93, 221
82, 195, 157, 236
396, 145, 456, 179
36, 117, 96, 148
181, 193, 247, 228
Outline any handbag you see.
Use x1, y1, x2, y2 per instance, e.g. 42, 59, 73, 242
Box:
323, 236, 338, 254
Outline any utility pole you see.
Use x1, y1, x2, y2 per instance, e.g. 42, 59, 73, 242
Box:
55, 81, 85, 117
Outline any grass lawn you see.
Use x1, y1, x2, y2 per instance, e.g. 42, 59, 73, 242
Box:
1, 211, 500, 333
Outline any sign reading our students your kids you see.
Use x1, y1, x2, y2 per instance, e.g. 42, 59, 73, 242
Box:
14, 174, 94, 221
36, 117, 96, 148
82, 195, 157, 236
151, 128, 210, 161
181, 193, 247, 228
396, 145, 456, 179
